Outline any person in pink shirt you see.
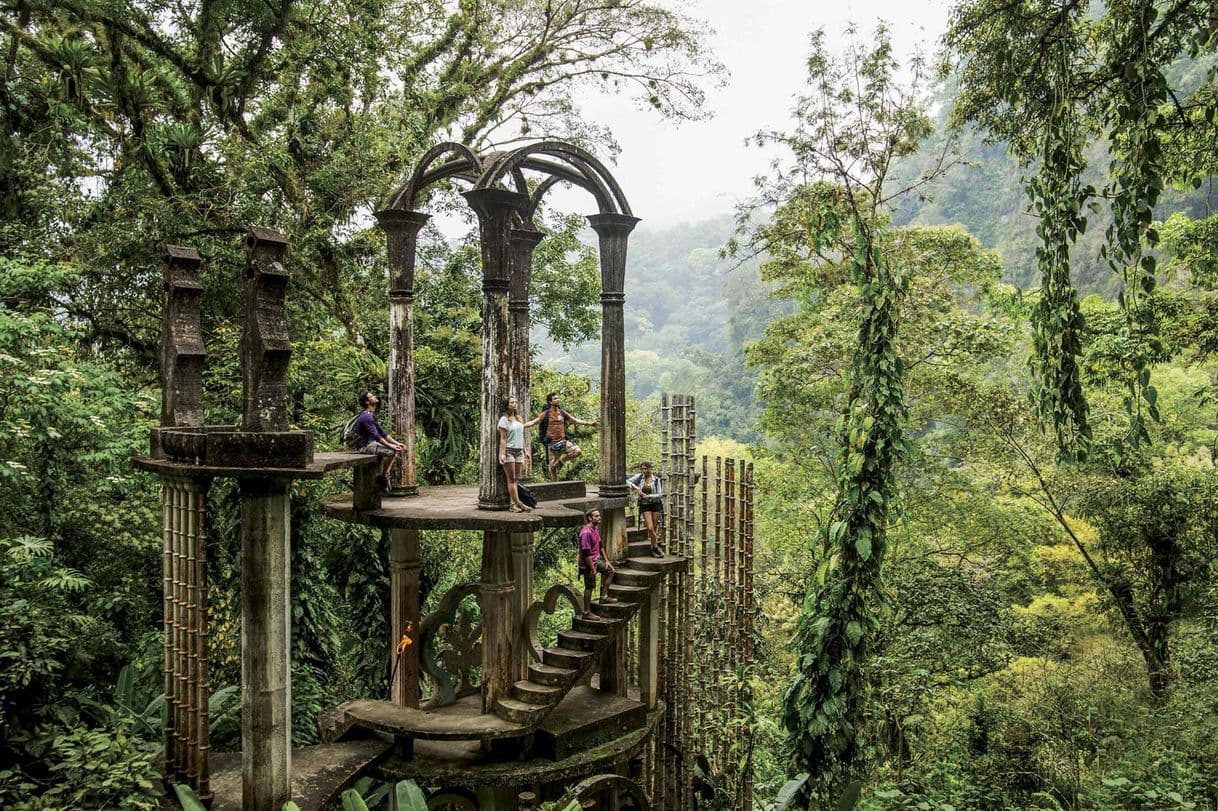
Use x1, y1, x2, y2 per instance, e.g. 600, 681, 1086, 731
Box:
578, 508, 615, 618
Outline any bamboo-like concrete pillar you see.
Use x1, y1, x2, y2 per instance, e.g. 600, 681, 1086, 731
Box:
480, 531, 516, 709
239, 477, 292, 811
159, 246, 212, 801
389, 528, 422, 706
377, 209, 430, 496
464, 189, 527, 510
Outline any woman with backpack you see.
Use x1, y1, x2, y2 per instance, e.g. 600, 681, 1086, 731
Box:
499, 396, 537, 512
627, 460, 664, 556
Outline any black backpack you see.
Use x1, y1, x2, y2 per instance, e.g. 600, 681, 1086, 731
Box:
517, 483, 537, 508
340, 414, 361, 449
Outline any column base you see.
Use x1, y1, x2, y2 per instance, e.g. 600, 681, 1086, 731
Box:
388, 484, 418, 497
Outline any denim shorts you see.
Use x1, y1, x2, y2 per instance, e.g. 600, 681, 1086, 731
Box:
504, 447, 524, 461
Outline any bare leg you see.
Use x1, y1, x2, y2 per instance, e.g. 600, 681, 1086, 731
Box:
600, 568, 615, 599
502, 460, 524, 509
644, 510, 659, 551
583, 585, 593, 615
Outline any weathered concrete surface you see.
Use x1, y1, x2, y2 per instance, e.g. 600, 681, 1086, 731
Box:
336, 695, 525, 740
135, 451, 377, 481
322, 483, 625, 531
209, 740, 390, 811
239, 479, 291, 811
374, 703, 662, 786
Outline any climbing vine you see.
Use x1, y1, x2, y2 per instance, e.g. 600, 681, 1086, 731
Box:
1027, 5, 1092, 460
1103, 0, 1169, 449
782, 217, 908, 801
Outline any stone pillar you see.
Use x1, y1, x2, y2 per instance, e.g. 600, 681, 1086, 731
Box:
509, 227, 544, 467
161, 246, 205, 428
240, 228, 291, 433
377, 210, 430, 496
638, 590, 659, 708
587, 214, 640, 500
239, 478, 292, 811
600, 626, 628, 698
480, 531, 515, 710
509, 531, 535, 681
463, 189, 527, 510
389, 528, 421, 706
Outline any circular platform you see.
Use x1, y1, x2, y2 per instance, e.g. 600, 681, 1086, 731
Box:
322, 482, 626, 531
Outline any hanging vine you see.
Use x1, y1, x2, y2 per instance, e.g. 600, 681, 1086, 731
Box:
782, 217, 908, 801
1027, 3, 1092, 460
1104, 0, 1169, 450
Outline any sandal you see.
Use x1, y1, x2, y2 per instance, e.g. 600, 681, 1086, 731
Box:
508, 504, 523, 513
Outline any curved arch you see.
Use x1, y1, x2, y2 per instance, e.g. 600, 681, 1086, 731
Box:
386, 142, 483, 210
476, 141, 632, 217
565, 775, 651, 810
520, 175, 563, 226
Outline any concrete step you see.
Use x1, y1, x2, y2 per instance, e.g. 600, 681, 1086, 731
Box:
626, 527, 651, 542
591, 599, 637, 620
606, 583, 649, 604
528, 662, 577, 687
557, 629, 606, 652
624, 554, 685, 573
512, 680, 564, 706
495, 697, 550, 725
542, 646, 595, 670
572, 615, 620, 635
611, 568, 660, 588
628, 540, 656, 557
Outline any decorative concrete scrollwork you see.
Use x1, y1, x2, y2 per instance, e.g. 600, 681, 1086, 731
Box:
565, 774, 651, 810
523, 583, 584, 663
426, 787, 480, 810
419, 583, 483, 708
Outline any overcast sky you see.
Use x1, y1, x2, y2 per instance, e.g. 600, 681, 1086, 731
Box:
555, 0, 952, 230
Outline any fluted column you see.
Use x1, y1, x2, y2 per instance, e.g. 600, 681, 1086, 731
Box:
377, 209, 430, 496
510, 531, 535, 681
389, 529, 421, 706
464, 189, 527, 510
587, 214, 640, 499
481, 531, 516, 710
509, 227, 544, 459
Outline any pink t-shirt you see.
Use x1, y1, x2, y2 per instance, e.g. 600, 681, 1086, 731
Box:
579, 525, 601, 566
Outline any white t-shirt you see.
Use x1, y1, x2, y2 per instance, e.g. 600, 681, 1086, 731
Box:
498, 415, 524, 449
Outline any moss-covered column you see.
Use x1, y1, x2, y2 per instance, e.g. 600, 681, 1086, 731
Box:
239, 477, 292, 811
376, 209, 430, 496
587, 213, 639, 500
464, 189, 527, 510
480, 531, 516, 710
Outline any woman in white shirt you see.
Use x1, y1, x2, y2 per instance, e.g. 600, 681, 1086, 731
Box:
498, 396, 536, 512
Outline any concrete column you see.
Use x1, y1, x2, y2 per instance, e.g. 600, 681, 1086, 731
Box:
464, 189, 527, 510
509, 227, 544, 471
509, 531, 535, 681
240, 228, 291, 433
389, 528, 421, 706
600, 626, 628, 698
638, 589, 660, 708
377, 210, 430, 496
480, 531, 516, 710
587, 214, 640, 500
239, 478, 292, 811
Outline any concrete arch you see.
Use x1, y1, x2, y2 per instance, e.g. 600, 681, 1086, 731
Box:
476, 141, 632, 217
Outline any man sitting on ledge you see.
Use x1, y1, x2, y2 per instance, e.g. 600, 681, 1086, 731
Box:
354, 390, 406, 492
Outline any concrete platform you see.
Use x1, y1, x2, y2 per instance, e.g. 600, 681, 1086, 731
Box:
322, 482, 626, 531
334, 694, 525, 740
535, 687, 649, 760
134, 451, 377, 480
209, 739, 390, 811
375, 702, 662, 788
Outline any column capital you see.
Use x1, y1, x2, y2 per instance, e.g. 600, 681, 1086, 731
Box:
462, 188, 528, 221
375, 208, 431, 234
586, 212, 641, 238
